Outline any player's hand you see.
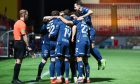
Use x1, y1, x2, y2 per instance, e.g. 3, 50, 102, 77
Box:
71, 37, 74, 42
27, 46, 32, 51
77, 16, 84, 20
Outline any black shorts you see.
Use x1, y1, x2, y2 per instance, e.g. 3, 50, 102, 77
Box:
14, 40, 26, 59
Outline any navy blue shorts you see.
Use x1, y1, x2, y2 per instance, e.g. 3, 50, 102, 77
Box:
75, 41, 90, 57
50, 41, 57, 57
41, 43, 50, 59
55, 41, 70, 58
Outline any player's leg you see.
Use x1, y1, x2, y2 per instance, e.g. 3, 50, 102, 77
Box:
12, 41, 26, 84
82, 42, 91, 83
91, 43, 106, 70
90, 27, 102, 62
49, 42, 57, 84
36, 58, 47, 81
75, 42, 85, 83
64, 46, 71, 84
83, 57, 90, 83
55, 42, 63, 83
60, 58, 65, 83
64, 58, 69, 84
69, 42, 77, 83
49, 57, 56, 84
36, 44, 49, 81
55, 56, 62, 83
90, 27, 106, 70
76, 56, 84, 83
70, 57, 77, 83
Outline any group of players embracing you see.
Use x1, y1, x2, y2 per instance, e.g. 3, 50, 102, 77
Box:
35, 1, 106, 84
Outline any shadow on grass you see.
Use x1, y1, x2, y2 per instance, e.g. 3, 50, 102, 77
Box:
90, 77, 115, 83
24, 79, 50, 84
23, 78, 115, 84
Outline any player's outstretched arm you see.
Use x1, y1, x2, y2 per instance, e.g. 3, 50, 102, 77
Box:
43, 16, 54, 22
80, 9, 93, 18
58, 16, 73, 25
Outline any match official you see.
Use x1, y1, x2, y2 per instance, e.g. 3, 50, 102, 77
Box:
12, 9, 32, 84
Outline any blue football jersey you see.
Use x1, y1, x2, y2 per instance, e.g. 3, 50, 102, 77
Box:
40, 23, 50, 45
47, 18, 60, 57
57, 21, 71, 43
47, 18, 60, 41
73, 20, 90, 42
81, 7, 96, 42
81, 7, 92, 26
40, 23, 50, 58
73, 20, 90, 57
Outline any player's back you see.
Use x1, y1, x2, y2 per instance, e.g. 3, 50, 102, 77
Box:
48, 18, 60, 41
40, 22, 50, 45
57, 21, 71, 43
74, 20, 90, 42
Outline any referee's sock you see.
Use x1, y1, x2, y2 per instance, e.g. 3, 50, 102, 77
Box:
13, 63, 21, 80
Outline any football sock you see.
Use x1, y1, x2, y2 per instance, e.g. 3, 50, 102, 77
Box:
82, 64, 85, 77
49, 61, 55, 79
61, 61, 65, 76
84, 62, 90, 78
13, 63, 21, 80
65, 61, 69, 78
37, 62, 45, 77
55, 58, 61, 77
73, 61, 77, 77
77, 61, 83, 77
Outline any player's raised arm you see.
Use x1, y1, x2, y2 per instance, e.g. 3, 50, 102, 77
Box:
74, 1, 93, 18
80, 9, 93, 18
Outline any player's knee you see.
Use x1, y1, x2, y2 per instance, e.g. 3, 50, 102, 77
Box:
77, 57, 82, 62
50, 57, 56, 62
65, 58, 69, 61
55, 56, 61, 60
16, 59, 22, 64
42, 58, 47, 63
91, 43, 95, 48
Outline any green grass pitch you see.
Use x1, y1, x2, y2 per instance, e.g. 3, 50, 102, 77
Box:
0, 49, 140, 84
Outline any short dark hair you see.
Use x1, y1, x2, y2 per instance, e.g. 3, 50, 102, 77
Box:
64, 9, 70, 16
51, 10, 59, 16
71, 11, 80, 17
74, 12, 80, 17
